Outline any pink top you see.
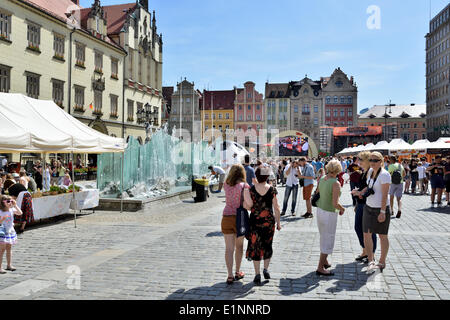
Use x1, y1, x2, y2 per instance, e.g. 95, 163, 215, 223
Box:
223, 182, 249, 216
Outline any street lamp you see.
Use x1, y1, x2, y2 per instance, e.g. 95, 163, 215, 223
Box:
384, 102, 394, 141
137, 103, 158, 141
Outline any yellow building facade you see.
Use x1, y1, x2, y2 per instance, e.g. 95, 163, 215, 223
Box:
0, 0, 163, 160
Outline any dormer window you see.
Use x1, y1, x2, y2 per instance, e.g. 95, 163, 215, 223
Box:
400, 112, 410, 118
368, 114, 376, 119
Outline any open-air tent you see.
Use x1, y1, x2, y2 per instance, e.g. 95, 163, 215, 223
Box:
0, 93, 125, 153
387, 138, 414, 151
428, 137, 450, 150
0, 93, 126, 225
410, 139, 431, 150
366, 141, 389, 151
361, 143, 375, 151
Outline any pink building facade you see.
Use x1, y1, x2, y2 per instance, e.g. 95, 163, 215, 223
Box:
234, 81, 265, 136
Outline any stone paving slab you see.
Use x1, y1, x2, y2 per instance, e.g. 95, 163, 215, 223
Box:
0, 183, 449, 300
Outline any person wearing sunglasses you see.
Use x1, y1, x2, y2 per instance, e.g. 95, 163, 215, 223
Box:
363, 152, 391, 274
0, 195, 23, 274
351, 152, 377, 264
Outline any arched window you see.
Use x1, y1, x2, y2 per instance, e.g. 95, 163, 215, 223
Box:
334, 96, 338, 104
348, 96, 353, 104
340, 96, 345, 104
326, 96, 331, 104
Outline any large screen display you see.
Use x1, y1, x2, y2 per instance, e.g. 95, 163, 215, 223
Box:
278, 136, 309, 157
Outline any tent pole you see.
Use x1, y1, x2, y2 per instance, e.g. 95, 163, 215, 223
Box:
72, 152, 77, 228
121, 151, 124, 213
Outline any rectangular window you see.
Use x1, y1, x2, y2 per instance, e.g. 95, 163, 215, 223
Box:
111, 58, 118, 79
53, 33, 64, 58
247, 114, 252, 120
226, 113, 230, 119
0, 64, 11, 93
334, 109, 338, 117
94, 90, 102, 113
95, 51, 103, 73
27, 22, 40, 48
205, 114, 209, 120
314, 105, 319, 113
74, 85, 84, 109
294, 105, 299, 113
52, 79, 64, 106
75, 43, 85, 66
26, 72, 40, 98
127, 100, 134, 120
239, 115, 243, 121
326, 109, 331, 117
218, 113, 222, 119
348, 109, 353, 117
0, 12, 12, 41
256, 115, 261, 121
110, 95, 118, 116
136, 102, 143, 123
340, 109, 345, 117
314, 118, 319, 126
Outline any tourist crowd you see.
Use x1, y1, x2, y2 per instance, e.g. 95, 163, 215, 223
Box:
217, 151, 448, 286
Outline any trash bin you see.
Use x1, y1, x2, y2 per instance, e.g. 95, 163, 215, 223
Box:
193, 179, 209, 203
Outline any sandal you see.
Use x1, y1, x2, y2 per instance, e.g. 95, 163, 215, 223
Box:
6, 266, 16, 272
355, 255, 368, 262
226, 276, 234, 285
0, 269, 6, 274
234, 271, 245, 281
375, 263, 386, 273
366, 261, 377, 274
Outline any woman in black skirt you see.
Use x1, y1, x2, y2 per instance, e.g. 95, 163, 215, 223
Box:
245, 167, 281, 284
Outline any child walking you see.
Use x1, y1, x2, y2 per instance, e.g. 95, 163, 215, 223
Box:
0, 195, 23, 274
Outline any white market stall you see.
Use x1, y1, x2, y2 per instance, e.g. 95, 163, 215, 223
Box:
0, 93, 125, 225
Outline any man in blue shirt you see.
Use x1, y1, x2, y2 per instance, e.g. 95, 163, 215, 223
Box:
298, 157, 316, 218
243, 155, 257, 187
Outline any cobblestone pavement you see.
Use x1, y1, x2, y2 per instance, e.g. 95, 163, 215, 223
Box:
0, 183, 449, 300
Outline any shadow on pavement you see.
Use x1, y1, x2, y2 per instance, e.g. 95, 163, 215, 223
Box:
417, 207, 450, 214
324, 262, 368, 293
278, 272, 321, 295
166, 281, 256, 300
206, 231, 223, 237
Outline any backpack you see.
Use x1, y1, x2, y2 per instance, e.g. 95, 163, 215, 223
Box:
391, 164, 402, 185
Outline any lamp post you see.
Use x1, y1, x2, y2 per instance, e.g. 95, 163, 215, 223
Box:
137, 103, 158, 141
384, 101, 394, 141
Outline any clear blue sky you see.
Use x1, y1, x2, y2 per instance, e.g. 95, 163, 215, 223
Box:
80, 0, 450, 112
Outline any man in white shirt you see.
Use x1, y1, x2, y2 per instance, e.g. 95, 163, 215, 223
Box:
209, 165, 226, 193
281, 160, 301, 216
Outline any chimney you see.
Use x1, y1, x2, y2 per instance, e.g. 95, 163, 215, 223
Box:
71, 0, 80, 5
410, 103, 415, 106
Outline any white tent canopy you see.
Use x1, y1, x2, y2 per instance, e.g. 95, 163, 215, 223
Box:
0, 93, 125, 153
366, 141, 389, 151
428, 137, 450, 150
361, 143, 374, 151
410, 139, 430, 150
387, 138, 414, 151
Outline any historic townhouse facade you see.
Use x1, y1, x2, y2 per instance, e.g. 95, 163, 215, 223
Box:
201, 90, 236, 140
288, 77, 323, 143
358, 104, 427, 143
168, 79, 202, 142
264, 83, 291, 137
425, 3, 450, 140
234, 81, 265, 136
322, 68, 358, 128
0, 0, 163, 143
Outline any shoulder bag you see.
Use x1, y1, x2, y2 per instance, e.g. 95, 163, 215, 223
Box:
312, 178, 321, 207
236, 185, 250, 239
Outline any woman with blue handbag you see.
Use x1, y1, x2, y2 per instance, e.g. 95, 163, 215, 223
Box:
245, 167, 281, 285
222, 165, 252, 285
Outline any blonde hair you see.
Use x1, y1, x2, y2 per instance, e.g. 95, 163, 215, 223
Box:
225, 164, 246, 187
326, 160, 343, 176
358, 151, 371, 163
370, 151, 384, 162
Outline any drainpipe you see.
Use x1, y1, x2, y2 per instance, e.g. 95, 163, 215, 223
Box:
122, 49, 128, 139
68, 27, 76, 115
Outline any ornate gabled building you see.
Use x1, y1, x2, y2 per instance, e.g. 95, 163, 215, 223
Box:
288, 76, 323, 143
264, 83, 291, 135
322, 67, 358, 128
234, 81, 265, 136
0, 0, 163, 146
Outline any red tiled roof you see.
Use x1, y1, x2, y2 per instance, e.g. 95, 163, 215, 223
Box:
202, 90, 236, 111
103, 3, 137, 35
19, 0, 125, 52
21, 0, 82, 23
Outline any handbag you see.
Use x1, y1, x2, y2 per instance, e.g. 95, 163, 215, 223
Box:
311, 178, 321, 208
299, 179, 305, 187
236, 185, 250, 239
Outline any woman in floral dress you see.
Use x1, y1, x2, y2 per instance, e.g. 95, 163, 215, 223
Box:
245, 167, 281, 284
